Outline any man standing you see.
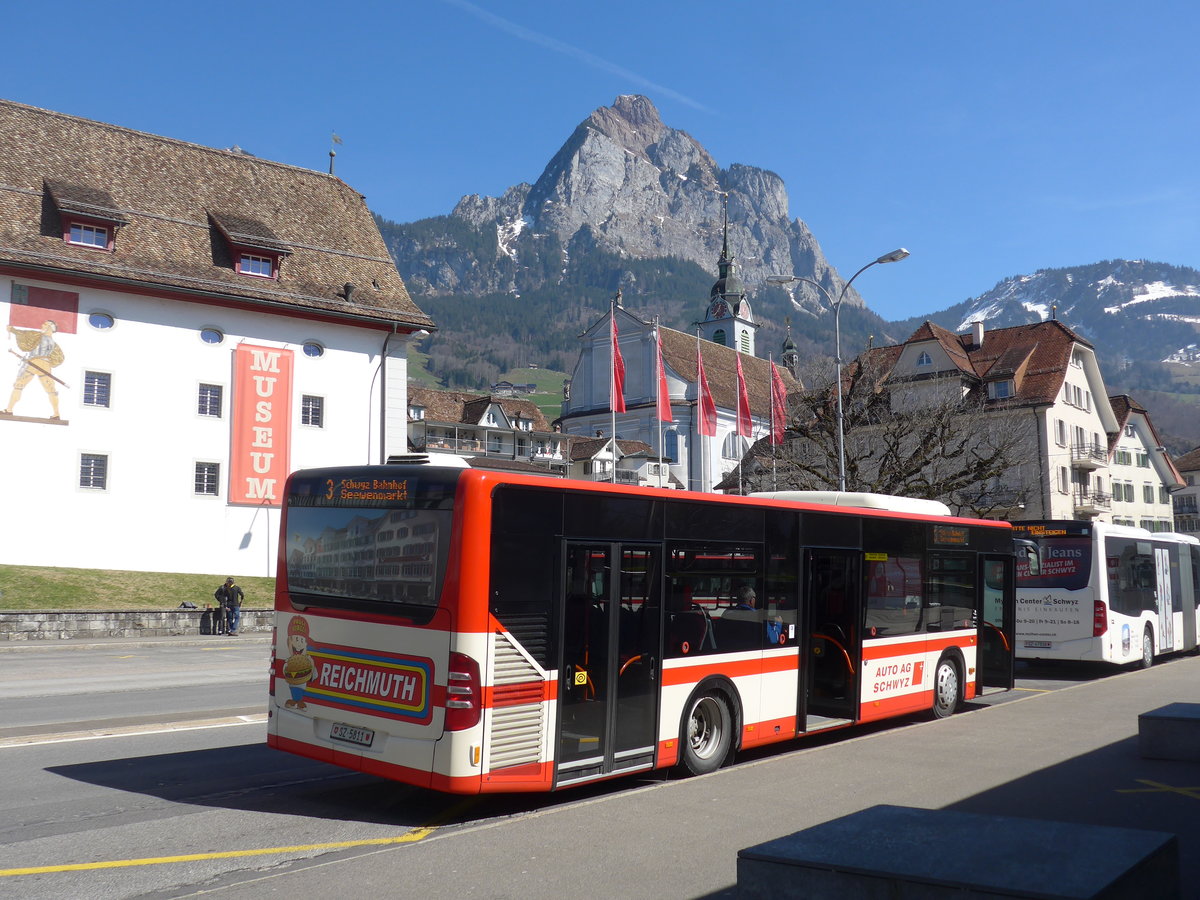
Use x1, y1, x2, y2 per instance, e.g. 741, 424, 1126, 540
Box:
215, 577, 245, 635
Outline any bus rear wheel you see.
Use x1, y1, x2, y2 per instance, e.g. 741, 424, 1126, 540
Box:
931, 657, 960, 720
1140, 627, 1154, 669
681, 692, 732, 776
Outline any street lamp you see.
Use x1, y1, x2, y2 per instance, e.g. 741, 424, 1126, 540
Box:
767, 248, 910, 492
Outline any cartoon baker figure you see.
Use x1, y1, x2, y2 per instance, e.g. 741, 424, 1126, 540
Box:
282, 615, 315, 709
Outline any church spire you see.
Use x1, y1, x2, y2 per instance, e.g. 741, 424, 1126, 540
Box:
699, 190, 757, 355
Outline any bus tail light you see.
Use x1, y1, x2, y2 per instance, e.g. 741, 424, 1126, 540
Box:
445, 652, 481, 731
1093, 601, 1108, 637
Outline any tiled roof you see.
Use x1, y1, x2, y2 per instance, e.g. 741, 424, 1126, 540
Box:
0, 98, 433, 329
866, 319, 1086, 407
1174, 445, 1200, 473
568, 437, 653, 462
658, 325, 801, 416
408, 385, 552, 431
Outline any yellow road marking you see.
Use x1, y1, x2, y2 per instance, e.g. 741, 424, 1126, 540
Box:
0, 798, 475, 877
1117, 779, 1200, 801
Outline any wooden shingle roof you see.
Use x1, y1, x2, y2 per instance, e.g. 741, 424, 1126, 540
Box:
0, 99, 432, 329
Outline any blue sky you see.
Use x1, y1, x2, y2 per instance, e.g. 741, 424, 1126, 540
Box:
5, 1, 1198, 321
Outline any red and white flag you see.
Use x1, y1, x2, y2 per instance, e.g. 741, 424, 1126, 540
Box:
696, 348, 717, 437
655, 328, 672, 423
610, 313, 626, 413
735, 354, 752, 438
770, 360, 787, 446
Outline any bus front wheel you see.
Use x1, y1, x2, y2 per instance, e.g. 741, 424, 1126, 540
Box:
681, 692, 732, 776
931, 657, 960, 720
1140, 627, 1154, 669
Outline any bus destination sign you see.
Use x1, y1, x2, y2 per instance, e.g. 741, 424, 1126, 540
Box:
932, 525, 969, 546
325, 477, 408, 502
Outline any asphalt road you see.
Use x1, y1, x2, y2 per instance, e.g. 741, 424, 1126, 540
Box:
1, 637, 1192, 899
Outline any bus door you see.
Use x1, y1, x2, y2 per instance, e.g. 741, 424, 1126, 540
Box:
557, 542, 661, 785
1155, 546, 1174, 652
803, 549, 860, 726
978, 555, 1015, 693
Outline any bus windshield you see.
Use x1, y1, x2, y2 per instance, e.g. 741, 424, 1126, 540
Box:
283, 469, 460, 613
1012, 522, 1092, 591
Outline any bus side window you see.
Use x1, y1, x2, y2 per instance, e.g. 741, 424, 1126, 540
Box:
865, 557, 922, 637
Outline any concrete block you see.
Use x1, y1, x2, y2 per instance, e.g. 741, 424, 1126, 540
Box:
1139, 703, 1200, 762
737, 805, 1178, 899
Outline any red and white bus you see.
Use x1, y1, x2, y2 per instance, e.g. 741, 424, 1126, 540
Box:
1014, 520, 1200, 667
266, 458, 1016, 793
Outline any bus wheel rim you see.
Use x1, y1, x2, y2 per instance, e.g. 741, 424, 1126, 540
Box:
936, 662, 957, 709
689, 697, 722, 759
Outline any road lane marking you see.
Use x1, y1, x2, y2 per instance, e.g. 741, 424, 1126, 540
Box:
1012, 687, 1051, 693
1118, 778, 1200, 801
0, 714, 267, 748
0, 799, 476, 877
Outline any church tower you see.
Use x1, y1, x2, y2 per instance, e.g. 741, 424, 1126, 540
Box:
698, 193, 757, 356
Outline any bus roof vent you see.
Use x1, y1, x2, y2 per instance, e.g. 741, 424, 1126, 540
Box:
749, 490, 952, 516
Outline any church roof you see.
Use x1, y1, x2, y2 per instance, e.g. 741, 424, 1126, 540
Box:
658, 326, 801, 417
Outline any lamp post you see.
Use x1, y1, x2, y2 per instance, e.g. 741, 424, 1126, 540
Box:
767, 248, 910, 492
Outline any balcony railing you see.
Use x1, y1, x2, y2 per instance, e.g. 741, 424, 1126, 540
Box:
585, 470, 641, 484
1174, 496, 1199, 515
1070, 442, 1108, 469
1073, 487, 1112, 512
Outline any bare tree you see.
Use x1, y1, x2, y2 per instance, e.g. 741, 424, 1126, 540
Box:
737, 354, 1037, 517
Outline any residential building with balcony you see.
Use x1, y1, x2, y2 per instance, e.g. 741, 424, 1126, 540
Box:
406, 386, 568, 476
567, 437, 677, 488
1106, 396, 1179, 531
1172, 445, 1200, 535
849, 319, 1181, 522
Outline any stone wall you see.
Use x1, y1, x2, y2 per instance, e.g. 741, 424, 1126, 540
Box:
0, 608, 273, 641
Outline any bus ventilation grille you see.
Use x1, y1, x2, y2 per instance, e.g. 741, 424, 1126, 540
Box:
488, 631, 546, 771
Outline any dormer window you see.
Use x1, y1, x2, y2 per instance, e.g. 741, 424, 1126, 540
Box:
68, 221, 110, 249
238, 253, 275, 278
917, 351, 932, 367
46, 180, 128, 253
209, 211, 291, 280
409, 405, 425, 421
988, 380, 1014, 399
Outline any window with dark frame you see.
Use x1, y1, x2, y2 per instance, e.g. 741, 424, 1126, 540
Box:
80, 453, 108, 489
301, 394, 324, 427
83, 371, 111, 408
198, 383, 223, 417
195, 462, 220, 496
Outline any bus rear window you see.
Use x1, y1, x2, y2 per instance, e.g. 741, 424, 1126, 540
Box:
282, 469, 459, 613
1016, 536, 1091, 590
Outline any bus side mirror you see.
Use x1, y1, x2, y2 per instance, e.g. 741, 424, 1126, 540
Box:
1018, 541, 1040, 576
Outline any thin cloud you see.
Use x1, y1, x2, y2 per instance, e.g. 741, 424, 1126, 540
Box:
440, 0, 711, 113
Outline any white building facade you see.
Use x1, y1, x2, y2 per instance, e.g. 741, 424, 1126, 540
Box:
0, 99, 433, 576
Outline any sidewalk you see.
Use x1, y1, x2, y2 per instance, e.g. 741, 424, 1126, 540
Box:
216, 653, 1200, 899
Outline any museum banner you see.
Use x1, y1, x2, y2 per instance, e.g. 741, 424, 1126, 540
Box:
230, 344, 293, 506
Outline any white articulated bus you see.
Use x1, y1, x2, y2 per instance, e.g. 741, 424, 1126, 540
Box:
1014, 520, 1200, 667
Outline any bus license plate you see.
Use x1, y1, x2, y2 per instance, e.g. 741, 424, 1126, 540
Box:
330, 722, 375, 747
1023, 640, 1052, 649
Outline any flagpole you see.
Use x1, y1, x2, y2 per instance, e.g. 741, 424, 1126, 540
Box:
770, 352, 777, 492
655, 317, 664, 489
611, 294, 618, 485
695, 328, 702, 492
